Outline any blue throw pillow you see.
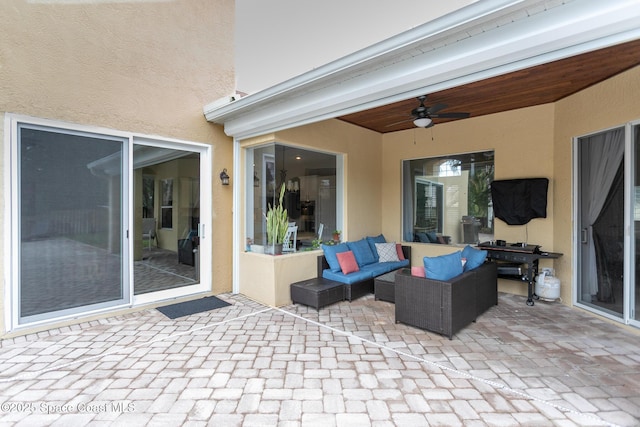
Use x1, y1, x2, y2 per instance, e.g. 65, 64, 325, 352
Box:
461, 245, 487, 271
322, 243, 350, 272
366, 234, 386, 262
348, 238, 377, 266
423, 252, 463, 281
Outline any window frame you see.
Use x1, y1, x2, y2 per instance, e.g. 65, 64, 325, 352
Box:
402, 150, 494, 245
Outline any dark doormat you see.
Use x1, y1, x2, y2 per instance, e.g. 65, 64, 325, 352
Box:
156, 296, 231, 319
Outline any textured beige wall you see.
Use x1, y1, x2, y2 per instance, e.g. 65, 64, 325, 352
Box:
553, 65, 640, 305
382, 104, 556, 297
237, 120, 383, 306
1, 1, 234, 138
236, 66, 640, 309
0, 0, 235, 335
274, 120, 383, 241
381, 66, 640, 304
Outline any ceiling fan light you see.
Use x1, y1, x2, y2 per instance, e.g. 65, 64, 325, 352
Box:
413, 117, 432, 128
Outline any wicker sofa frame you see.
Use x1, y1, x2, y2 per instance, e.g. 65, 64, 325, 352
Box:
394, 262, 497, 339
317, 246, 411, 301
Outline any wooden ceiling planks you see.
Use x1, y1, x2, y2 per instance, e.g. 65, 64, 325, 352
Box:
338, 39, 640, 133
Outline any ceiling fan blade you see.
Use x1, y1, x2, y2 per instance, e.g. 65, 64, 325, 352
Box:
385, 117, 413, 127
427, 103, 447, 115
431, 112, 470, 119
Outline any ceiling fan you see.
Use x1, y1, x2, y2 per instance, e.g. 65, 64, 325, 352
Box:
388, 95, 470, 128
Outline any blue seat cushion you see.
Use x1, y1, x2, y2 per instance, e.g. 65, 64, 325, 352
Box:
322, 243, 350, 272
366, 234, 386, 262
360, 259, 409, 276
423, 251, 463, 281
323, 268, 375, 285
384, 259, 410, 272
347, 238, 377, 266
461, 245, 488, 271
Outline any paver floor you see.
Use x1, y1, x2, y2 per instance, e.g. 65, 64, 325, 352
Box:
0, 292, 639, 426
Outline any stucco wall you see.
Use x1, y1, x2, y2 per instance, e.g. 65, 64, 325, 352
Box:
382, 104, 556, 298
553, 65, 640, 305
237, 120, 382, 306
274, 120, 383, 241
380, 66, 640, 305
0, 0, 235, 335
235, 66, 640, 310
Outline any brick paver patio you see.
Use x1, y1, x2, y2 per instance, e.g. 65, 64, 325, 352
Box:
0, 292, 639, 426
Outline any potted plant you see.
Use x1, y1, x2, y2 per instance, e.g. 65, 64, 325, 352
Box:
332, 230, 341, 241
265, 183, 289, 255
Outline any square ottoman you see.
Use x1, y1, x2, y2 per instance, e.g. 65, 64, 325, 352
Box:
290, 278, 345, 310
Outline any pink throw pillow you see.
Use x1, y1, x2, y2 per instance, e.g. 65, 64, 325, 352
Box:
395, 243, 405, 261
411, 266, 426, 277
336, 250, 359, 274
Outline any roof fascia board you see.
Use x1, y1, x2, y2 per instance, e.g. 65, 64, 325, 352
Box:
208, 0, 640, 140
204, 0, 527, 119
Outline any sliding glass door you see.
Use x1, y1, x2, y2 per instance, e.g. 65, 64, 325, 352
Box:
576, 122, 640, 327
9, 117, 211, 331
633, 123, 640, 325
17, 124, 128, 324
132, 144, 202, 296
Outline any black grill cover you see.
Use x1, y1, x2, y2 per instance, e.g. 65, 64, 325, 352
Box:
491, 178, 548, 225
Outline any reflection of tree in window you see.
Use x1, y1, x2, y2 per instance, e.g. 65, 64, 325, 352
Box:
403, 151, 494, 244
468, 165, 494, 221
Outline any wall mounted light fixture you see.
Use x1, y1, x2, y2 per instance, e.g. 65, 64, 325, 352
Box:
219, 168, 230, 185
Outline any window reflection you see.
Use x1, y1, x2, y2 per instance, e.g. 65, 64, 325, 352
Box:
402, 151, 494, 245
246, 144, 338, 252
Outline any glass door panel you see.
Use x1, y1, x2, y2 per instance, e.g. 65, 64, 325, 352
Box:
633, 124, 640, 322
133, 145, 200, 295
576, 128, 625, 317
19, 126, 126, 323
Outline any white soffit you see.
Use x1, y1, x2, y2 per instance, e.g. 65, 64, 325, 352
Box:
204, 0, 640, 140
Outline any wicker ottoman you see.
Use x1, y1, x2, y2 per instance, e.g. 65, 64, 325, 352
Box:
290, 278, 345, 310
374, 271, 398, 303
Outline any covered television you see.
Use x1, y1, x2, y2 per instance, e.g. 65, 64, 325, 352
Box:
490, 178, 548, 225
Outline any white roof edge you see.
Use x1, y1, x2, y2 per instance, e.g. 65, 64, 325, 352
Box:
205, 0, 640, 140
203, 0, 526, 120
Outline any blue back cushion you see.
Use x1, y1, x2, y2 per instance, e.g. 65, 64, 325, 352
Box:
423, 251, 464, 281
461, 245, 488, 271
322, 243, 350, 272
366, 234, 386, 262
347, 238, 377, 266
416, 232, 430, 243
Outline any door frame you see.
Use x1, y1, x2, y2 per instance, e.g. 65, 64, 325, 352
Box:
131, 136, 212, 306
572, 121, 639, 327
3, 114, 212, 334
627, 120, 640, 329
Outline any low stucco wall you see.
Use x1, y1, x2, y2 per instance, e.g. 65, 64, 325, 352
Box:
239, 250, 321, 307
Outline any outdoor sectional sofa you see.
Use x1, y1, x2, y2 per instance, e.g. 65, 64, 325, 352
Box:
317, 235, 411, 301
394, 248, 498, 339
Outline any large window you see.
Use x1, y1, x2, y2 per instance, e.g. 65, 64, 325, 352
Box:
402, 151, 494, 245
245, 144, 339, 252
